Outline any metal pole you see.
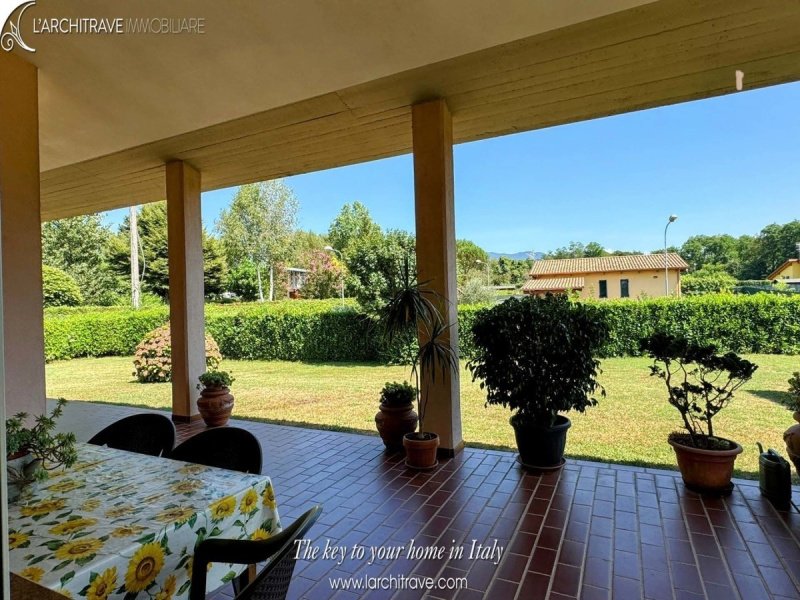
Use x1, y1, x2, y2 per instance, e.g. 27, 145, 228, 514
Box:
130, 205, 140, 309
664, 222, 669, 296
664, 215, 677, 296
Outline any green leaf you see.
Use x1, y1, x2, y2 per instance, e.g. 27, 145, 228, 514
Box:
60, 571, 75, 586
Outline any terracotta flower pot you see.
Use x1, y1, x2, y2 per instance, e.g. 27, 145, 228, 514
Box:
403, 432, 439, 469
669, 436, 742, 494
375, 403, 418, 451
784, 411, 800, 479
197, 385, 234, 427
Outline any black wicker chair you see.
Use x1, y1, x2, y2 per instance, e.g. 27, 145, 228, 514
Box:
168, 427, 263, 474
87, 413, 175, 457
190, 505, 322, 600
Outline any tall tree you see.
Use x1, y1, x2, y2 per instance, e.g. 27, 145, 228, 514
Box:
41, 214, 123, 305
546, 241, 609, 259
327, 201, 381, 256
346, 229, 416, 314
679, 234, 743, 275
108, 202, 227, 300
456, 239, 489, 285
741, 221, 800, 279
217, 181, 299, 301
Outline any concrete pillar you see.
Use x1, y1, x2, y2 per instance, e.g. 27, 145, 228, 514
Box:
411, 98, 463, 457
166, 161, 205, 422
0, 52, 45, 418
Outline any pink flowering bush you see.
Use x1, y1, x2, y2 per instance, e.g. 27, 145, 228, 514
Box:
133, 324, 222, 383
302, 251, 344, 299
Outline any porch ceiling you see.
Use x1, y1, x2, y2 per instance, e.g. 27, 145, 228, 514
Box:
24, 0, 800, 220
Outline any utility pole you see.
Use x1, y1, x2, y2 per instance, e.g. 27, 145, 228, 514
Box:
664, 214, 678, 296
130, 205, 140, 309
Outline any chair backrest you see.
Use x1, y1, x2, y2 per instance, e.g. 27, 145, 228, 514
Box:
168, 427, 263, 474
87, 413, 175, 457
238, 505, 322, 600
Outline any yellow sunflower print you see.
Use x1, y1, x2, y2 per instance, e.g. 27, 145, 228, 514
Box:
86, 566, 117, 600
251, 528, 270, 540
20, 498, 66, 517
58, 589, 73, 598
155, 573, 177, 600
154, 506, 195, 524
8, 531, 29, 549
20, 566, 44, 582
209, 495, 236, 520
111, 525, 146, 538
47, 479, 85, 493
262, 483, 276, 509
178, 463, 206, 476
170, 479, 202, 494
49, 517, 97, 536
240, 488, 259, 515
81, 499, 102, 511
105, 505, 134, 519
125, 542, 165, 592
54, 538, 104, 561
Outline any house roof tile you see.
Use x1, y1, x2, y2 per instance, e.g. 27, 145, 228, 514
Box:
529, 253, 688, 277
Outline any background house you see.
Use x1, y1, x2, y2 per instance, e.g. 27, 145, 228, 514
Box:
522, 253, 689, 299
767, 257, 800, 291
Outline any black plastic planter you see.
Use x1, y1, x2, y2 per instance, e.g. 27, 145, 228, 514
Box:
511, 415, 571, 469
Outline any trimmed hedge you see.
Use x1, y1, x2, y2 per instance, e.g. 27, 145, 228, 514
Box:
586, 294, 800, 356
43, 294, 800, 363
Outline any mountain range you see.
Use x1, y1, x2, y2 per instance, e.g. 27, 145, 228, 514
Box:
487, 251, 543, 261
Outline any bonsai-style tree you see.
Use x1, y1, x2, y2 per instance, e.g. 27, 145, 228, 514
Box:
379, 259, 458, 438
6, 398, 77, 483
641, 333, 758, 448
468, 294, 608, 427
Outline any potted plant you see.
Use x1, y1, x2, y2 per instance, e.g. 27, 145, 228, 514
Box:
5, 398, 77, 501
642, 333, 758, 494
468, 295, 608, 469
782, 371, 800, 478
380, 260, 459, 469
197, 370, 236, 427
375, 381, 418, 451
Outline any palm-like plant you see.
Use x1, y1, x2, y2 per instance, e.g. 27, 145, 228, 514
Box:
379, 259, 458, 437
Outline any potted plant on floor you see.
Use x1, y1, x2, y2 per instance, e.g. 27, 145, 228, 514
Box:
380, 260, 459, 469
375, 381, 418, 451
5, 398, 77, 501
782, 371, 800, 478
197, 370, 236, 427
642, 333, 758, 494
468, 294, 608, 470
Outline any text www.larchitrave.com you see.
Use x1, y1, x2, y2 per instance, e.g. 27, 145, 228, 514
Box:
329, 574, 468, 591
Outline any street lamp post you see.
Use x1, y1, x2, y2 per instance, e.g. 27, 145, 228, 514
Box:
324, 245, 345, 305
664, 215, 678, 296
475, 259, 490, 286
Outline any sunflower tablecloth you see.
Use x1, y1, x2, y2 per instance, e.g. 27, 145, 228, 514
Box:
8, 442, 281, 599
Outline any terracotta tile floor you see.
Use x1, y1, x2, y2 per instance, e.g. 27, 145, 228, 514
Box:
53, 400, 800, 599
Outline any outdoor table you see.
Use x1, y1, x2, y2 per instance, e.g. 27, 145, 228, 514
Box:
7, 442, 281, 599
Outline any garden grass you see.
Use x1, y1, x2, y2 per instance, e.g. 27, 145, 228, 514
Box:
46, 354, 799, 480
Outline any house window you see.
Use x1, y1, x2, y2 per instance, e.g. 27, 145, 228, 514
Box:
620, 279, 630, 298
599, 280, 608, 298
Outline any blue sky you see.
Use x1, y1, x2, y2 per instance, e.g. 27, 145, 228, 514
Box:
105, 81, 800, 254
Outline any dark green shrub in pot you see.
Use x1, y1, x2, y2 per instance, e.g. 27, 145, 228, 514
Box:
468, 295, 608, 468
641, 333, 757, 493
197, 370, 236, 427
375, 381, 418, 452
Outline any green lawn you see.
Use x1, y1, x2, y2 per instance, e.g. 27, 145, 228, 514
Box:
46, 354, 799, 480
